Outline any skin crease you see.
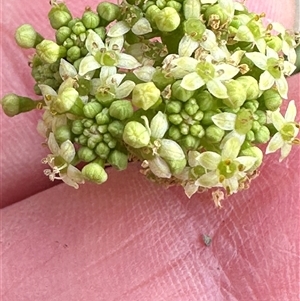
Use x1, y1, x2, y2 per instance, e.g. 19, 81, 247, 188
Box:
1, 0, 299, 300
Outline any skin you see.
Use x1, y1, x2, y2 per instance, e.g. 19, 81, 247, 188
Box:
1, 0, 299, 300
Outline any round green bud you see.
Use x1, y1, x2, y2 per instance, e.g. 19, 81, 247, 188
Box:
77, 134, 88, 146
55, 26, 72, 45
48, 3, 72, 29
179, 123, 189, 135
166, 1, 182, 12
236, 76, 260, 100
166, 100, 182, 114
167, 158, 187, 175
195, 90, 218, 111
155, 7, 180, 32
245, 130, 255, 142
145, 5, 161, 26
67, 46, 81, 62
108, 150, 128, 170
254, 126, 270, 144
36, 40, 67, 64
87, 135, 102, 149
190, 124, 205, 138
1, 94, 38, 117
180, 134, 200, 150
262, 89, 282, 111
54, 125, 72, 144
193, 110, 204, 121
15, 24, 43, 49
82, 162, 108, 184
97, 124, 108, 134
152, 69, 175, 90
63, 37, 74, 49
168, 125, 182, 140
83, 119, 94, 129
204, 4, 227, 25
97, 2, 120, 24
168, 114, 183, 125
51, 87, 80, 114
83, 102, 102, 119
77, 78, 91, 96
77, 146, 97, 162
95, 142, 110, 159
205, 124, 225, 143
251, 120, 261, 133
96, 108, 111, 125
82, 11, 100, 29
156, 0, 167, 9
201, 110, 218, 126
93, 27, 106, 41
243, 100, 259, 113
184, 98, 199, 116
108, 120, 125, 139
109, 100, 134, 121
132, 82, 161, 110
123, 121, 151, 148
254, 110, 267, 125
103, 133, 113, 144
72, 21, 86, 35
172, 80, 195, 102
223, 80, 247, 109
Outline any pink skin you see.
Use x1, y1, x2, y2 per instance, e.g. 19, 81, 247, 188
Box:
1, 1, 299, 300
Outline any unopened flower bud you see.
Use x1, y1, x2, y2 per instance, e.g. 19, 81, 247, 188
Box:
204, 4, 227, 24
82, 162, 108, 184
48, 3, 72, 29
190, 124, 205, 138
195, 90, 218, 111
168, 125, 182, 140
167, 157, 187, 175
67, 46, 81, 62
254, 110, 266, 125
71, 120, 84, 135
172, 80, 195, 102
123, 121, 151, 148
36, 40, 67, 64
1, 94, 39, 117
87, 135, 102, 149
83, 102, 103, 119
240, 146, 263, 171
246, 130, 255, 142
15, 24, 44, 49
243, 100, 259, 113
168, 114, 183, 125
95, 142, 110, 159
201, 110, 217, 126
236, 76, 260, 100
145, 5, 161, 26
108, 120, 125, 139
54, 125, 72, 144
223, 80, 247, 109
180, 123, 189, 135
184, 98, 199, 116
78, 146, 97, 162
71, 21, 86, 35
82, 11, 100, 29
205, 124, 225, 143
262, 89, 282, 111
97, 2, 120, 25
166, 1, 182, 12
93, 27, 106, 41
132, 82, 161, 110
109, 100, 134, 121
55, 26, 72, 45
180, 134, 200, 150
251, 120, 261, 132
96, 108, 111, 125
152, 69, 175, 90
108, 150, 128, 170
254, 126, 270, 143
159, 139, 185, 161
166, 100, 182, 114
155, 7, 180, 32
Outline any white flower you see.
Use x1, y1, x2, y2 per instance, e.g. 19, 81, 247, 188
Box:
42, 133, 85, 188
78, 30, 141, 76
266, 100, 299, 161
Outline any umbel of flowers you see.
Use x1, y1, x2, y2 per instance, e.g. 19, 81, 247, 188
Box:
1, 0, 300, 202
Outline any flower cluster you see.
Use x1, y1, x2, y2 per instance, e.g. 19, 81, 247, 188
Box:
1, 0, 300, 202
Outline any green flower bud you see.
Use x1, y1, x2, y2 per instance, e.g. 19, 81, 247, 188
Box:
82, 162, 108, 184
166, 100, 182, 114
254, 126, 270, 144
87, 135, 102, 149
97, 2, 120, 24
195, 90, 218, 111
66, 46, 81, 62
155, 7, 180, 32
1, 94, 39, 117
168, 114, 183, 125
145, 5, 161, 26
132, 82, 161, 110
251, 120, 261, 133
48, 3, 72, 29
184, 98, 199, 116
183, 0, 201, 19
77, 146, 97, 162
95, 142, 110, 159
82, 11, 100, 29
15, 24, 44, 49
103, 133, 114, 144
55, 26, 72, 45
172, 80, 195, 102
168, 125, 182, 140
72, 21, 86, 35
109, 100, 134, 121
156, 0, 167, 9
201, 110, 218, 126
236, 76, 260, 100
83, 102, 102, 118
108, 120, 125, 139
54, 125, 72, 144
36, 40, 67, 64
97, 124, 108, 134
93, 27, 106, 41
180, 134, 200, 150
243, 100, 259, 113
223, 80, 247, 109
152, 69, 175, 90
123, 121, 151, 148
205, 124, 225, 143
52, 88, 83, 114
71, 120, 84, 135
183, 18, 205, 41
179, 123, 189, 135
77, 134, 88, 145
254, 110, 266, 125
193, 110, 204, 121
63, 37, 74, 48
262, 89, 282, 111
83, 119, 94, 129
166, 1, 182, 12
108, 150, 128, 170
96, 108, 111, 125
245, 130, 255, 142
167, 158, 187, 175
190, 124, 205, 138
240, 146, 263, 172
204, 4, 227, 25
235, 108, 253, 135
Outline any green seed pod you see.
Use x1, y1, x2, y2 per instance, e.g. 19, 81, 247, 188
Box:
240, 146, 263, 172
54, 125, 73, 144
97, 2, 120, 25
82, 11, 100, 29
236, 76, 260, 100
166, 1, 182, 12
123, 121, 151, 148
168, 114, 183, 125
15, 24, 44, 49
254, 126, 270, 144
180, 134, 200, 150
262, 89, 282, 111
77, 146, 97, 162
96, 108, 111, 125
166, 100, 182, 114
190, 124, 205, 138
223, 80, 247, 109
95, 142, 110, 159
108, 150, 128, 170
1, 94, 38, 117
55, 26, 72, 45
83, 102, 102, 119
168, 125, 182, 140
205, 124, 225, 143
67, 45, 81, 62
184, 98, 199, 116
108, 120, 125, 139
183, 18, 205, 40
179, 123, 189, 135
183, 0, 201, 19
234, 108, 253, 135
48, 3, 72, 29
36, 40, 67, 64
72, 21, 86, 35
132, 82, 161, 110
172, 80, 195, 102
109, 100, 134, 121
82, 162, 108, 184
154, 7, 180, 32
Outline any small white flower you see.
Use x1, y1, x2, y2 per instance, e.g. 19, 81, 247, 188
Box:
266, 100, 299, 161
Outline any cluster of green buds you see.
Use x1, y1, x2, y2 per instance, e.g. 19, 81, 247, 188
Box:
1, 0, 300, 203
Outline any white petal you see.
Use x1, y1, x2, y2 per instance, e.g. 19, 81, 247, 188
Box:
115, 81, 135, 99
256, 38, 266, 54
39, 84, 57, 100
196, 171, 220, 188
106, 72, 125, 87
234, 156, 257, 171
159, 139, 185, 161
188, 150, 202, 167
259, 71, 275, 91
245, 52, 267, 69
132, 18, 152, 35
207, 79, 228, 99
216, 63, 240, 80
212, 112, 236, 130
234, 25, 254, 42
266, 132, 284, 154
222, 137, 241, 160
181, 72, 205, 91
220, 131, 245, 149
133, 66, 156, 82
107, 21, 130, 37
78, 56, 101, 76
223, 177, 239, 194
48, 132, 60, 155
100, 66, 117, 81
229, 50, 245, 65
148, 156, 172, 178
198, 152, 221, 170
266, 47, 279, 59
183, 182, 199, 198
284, 100, 297, 122
86, 30, 104, 54
150, 112, 168, 139
271, 110, 285, 130
59, 59, 78, 79
170, 57, 198, 78
67, 165, 85, 185
117, 53, 141, 69
60, 140, 76, 163
107, 36, 124, 51
178, 35, 199, 57
275, 75, 288, 99
279, 144, 292, 162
